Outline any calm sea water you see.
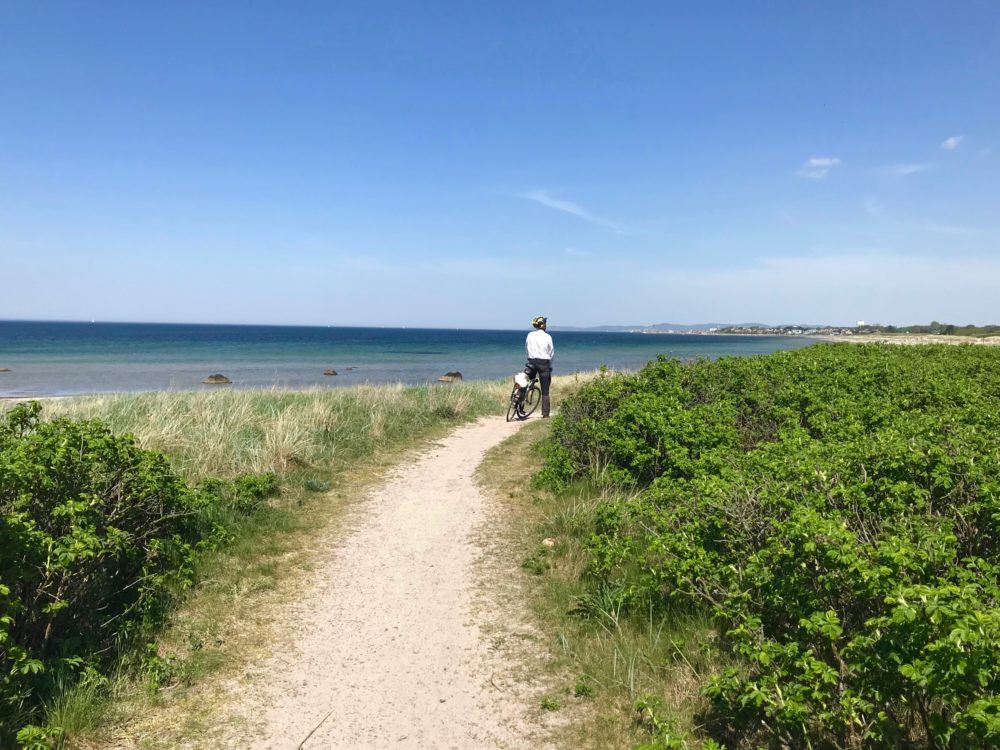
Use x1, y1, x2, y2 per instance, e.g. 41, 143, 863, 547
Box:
0, 321, 817, 397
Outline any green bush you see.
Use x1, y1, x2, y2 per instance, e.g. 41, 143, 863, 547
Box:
0, 402, 205, 741
0, 403, 278, 744
541, 345, 1000, 748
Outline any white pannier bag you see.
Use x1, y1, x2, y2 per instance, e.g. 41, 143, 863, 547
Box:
514, 372, 530, 388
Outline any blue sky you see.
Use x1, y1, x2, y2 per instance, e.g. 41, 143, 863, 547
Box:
1, 1, 997, 328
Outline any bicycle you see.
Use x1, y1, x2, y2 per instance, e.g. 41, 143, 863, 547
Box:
506, 372, 541, 421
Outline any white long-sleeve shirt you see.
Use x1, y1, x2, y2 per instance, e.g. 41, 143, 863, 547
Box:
525, 329, 554, 360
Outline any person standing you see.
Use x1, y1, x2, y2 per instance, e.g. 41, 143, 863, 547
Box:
525, 315, 554, 418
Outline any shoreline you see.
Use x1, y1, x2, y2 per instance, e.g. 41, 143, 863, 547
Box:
0, 395, 67, 402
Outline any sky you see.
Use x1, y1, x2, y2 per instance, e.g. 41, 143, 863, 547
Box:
1, 1, 998, 328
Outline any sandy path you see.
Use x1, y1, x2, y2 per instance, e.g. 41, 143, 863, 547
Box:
221, 416, 547, 749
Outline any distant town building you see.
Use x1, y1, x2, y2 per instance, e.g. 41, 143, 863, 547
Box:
856, 320, 866, 327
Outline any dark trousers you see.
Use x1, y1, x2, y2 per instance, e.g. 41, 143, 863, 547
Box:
525, 358, 552, 416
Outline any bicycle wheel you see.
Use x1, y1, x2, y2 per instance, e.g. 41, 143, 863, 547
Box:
519, 383, 541, 417
506, 385, 522, 422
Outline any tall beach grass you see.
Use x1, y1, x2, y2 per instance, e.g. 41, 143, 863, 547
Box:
39, 381, 511, 481
36, 372, 600, 480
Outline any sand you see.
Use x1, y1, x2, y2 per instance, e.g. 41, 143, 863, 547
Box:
213, 415, 553, 749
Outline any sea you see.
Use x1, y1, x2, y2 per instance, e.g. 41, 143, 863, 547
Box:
0, 321, 818, 398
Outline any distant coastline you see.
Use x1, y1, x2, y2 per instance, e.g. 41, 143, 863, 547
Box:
558, 322, 1000, 342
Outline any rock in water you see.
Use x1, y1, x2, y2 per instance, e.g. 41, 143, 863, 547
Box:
202, 374, 232, 385
324, 369, 338, 376
0, 368, 10, 372
437, 371, 463, 383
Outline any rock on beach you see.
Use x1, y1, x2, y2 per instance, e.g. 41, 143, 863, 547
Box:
203, 374, 232, 385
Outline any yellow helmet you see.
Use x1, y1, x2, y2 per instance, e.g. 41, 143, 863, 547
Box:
531, 316, 547, 329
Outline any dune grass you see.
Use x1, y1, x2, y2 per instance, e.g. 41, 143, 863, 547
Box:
40, 381, 511, 481
37, 372, 600, 482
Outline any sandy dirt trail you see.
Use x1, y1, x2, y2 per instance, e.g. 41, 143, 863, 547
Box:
220, 416, 549, 749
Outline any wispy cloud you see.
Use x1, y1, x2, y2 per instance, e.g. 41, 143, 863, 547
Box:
922, 222, 981, 236
518, 190, 624, 232
871, 163, 934, 177
796, 156, 841, 179
864, 199, 884, 218
941, 135, 965, 151
860, 201, 979, 235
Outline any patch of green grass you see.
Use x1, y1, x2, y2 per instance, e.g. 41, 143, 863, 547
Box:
521, 548, 552, 575
574, 676, 595, 698
42, 675, 108, 740
540, 696, 562, 712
